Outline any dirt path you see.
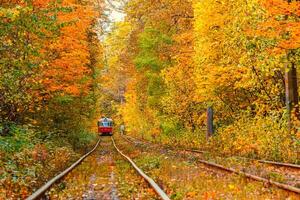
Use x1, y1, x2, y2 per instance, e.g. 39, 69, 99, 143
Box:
47, 137, 158, 200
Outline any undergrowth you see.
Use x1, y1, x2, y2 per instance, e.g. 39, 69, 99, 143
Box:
0, 124, 97, 199
131, 114, 300, 164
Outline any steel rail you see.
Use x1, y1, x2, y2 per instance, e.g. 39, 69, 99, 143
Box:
26, 139, 101, 200
111, 137, 170, 200
196, 160, 300, 194
256, 160, 300, 169
181, 148, 300, 169
123, 134, 300, 169
180, 147, 300, 169
183, 149, 300, 169
120, 134, 300, 194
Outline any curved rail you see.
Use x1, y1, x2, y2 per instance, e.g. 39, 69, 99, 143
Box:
26, 139, 101, 200
124, 134, 300, 169
111, 137, 170, 200
250, 158, 300, 169
196, 160, 300, 194
120, 134, 300, 194
181, 148, 300, 169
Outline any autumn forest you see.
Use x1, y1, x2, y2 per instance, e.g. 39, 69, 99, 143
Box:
1, 0, 300, 199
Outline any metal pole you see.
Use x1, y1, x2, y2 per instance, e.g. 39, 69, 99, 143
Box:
206, 107, 214, 140
285, 64, 299, 131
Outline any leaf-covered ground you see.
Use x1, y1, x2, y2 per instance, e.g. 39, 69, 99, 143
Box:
0, 126, 93, 199
114, 134, 299, 200
127, 135, 300, 189
47, 136, 158, 199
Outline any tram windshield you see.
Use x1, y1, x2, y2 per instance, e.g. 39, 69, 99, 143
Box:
98, 120, 113, 127
101, 121, 110, 127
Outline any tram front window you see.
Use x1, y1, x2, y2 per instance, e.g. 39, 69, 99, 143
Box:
102, 122, 109, 127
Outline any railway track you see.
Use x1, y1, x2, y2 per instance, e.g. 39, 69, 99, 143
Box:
26, 137, 170, 200
122, 134, 300, 169
111, 137, 170, 200
120, 133, 300, 195
183, 148, 300, 170
26, 139, 102, 200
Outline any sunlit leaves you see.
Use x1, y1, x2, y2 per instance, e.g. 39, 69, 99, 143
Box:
111, 0, 300, 162
0, 0, 60, 124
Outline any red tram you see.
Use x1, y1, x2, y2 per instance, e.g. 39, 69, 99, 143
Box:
98, 117, 113, 136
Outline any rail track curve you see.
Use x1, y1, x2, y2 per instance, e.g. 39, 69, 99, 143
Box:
120, 133, 300, 195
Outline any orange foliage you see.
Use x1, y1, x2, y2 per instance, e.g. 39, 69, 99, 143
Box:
42, 0, 97, 96
260, 0, 300, 52
262, 0, 300, 16
32, 0, 53, 8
